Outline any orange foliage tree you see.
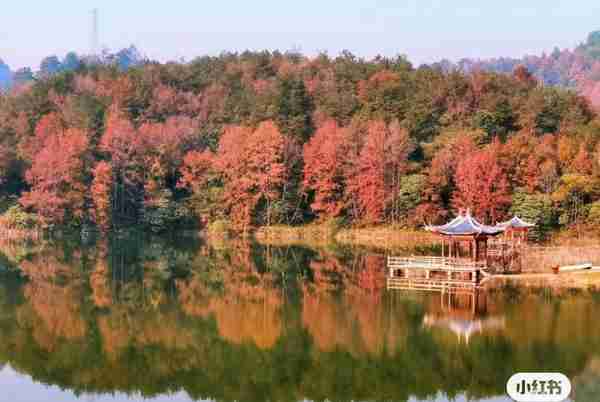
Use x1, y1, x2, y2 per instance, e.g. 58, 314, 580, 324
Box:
384, 120, 413, 223
571, 144, 593, 175
22, 112, 65, 161
417, 134, 479, 223
136, 116, 196, 220
452, 142, 511, 223
100, 107, 140, 175
178, 150, 220, 223
179, 150, 215, 193
91, 161, 113, 232
303, 120, 349, 219
20, 128, 89, 225
348, 121, 386, 223
214, 121, 288, 229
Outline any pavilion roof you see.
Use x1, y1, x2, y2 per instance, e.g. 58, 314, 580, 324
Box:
497, 216, 536, 229
425, 210, 505, 236
423, 315, 506, 343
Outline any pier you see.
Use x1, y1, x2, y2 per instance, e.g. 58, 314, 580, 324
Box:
387, 256, 484, 291
386, 210, 536, 292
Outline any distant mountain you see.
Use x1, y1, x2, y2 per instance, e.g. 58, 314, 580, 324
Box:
0, 45, 145, 91
3, 35, 600, 107
0, 59, 11, 90
431, 30, 600, 108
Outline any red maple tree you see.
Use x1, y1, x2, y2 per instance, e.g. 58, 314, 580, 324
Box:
452, 143, 511, 223
91, 161, 113, 231
20, 128, 89, 225
23, 112, 65, 161
571, 144, 593, 175
303, 120, 348, 218
179, 150, 215, 193
99, 106, 140, 169
214, 121, 288, 229
384, 120, 413, 222
349, 121, 387, 223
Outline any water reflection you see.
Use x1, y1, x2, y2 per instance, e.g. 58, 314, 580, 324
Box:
422, 291, 506, 344
0, 234, 598, 402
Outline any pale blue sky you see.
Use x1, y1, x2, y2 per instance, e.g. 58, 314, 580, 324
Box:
1, 1, 599, 69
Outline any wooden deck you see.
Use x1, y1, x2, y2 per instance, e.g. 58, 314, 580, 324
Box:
386, 256, 484, 292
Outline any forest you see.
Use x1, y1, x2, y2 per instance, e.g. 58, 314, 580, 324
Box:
0, 48, 600, 236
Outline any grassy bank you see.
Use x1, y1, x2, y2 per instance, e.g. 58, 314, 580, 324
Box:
488, 271, 600, 291
255, 224, 600, 273
334, 226, 439, 251
254, 224, 439, 251
253, 224, 339, 249
521, 229, 600, 273
522, 245, 600, 273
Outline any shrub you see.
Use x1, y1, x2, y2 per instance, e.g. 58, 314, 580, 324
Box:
207, 219, 231, 236
141, 189, 193, 233
0, 205, 39, 229
392, 174, 426, 226
587, 201, 600, 227
511, 190, 557, 241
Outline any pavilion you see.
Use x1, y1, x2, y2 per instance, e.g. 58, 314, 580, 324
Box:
387, 211, 535, 291
497, 216, 536, 244
424, 209, 505, 263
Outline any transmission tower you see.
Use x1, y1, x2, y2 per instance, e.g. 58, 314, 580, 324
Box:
91, 8, 99, 57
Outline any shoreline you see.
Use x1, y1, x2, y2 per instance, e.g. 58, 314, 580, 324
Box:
484, 270, 600, 291
254, 224, 600, 289
4, 221, 600, 290
253, 224, 439, 251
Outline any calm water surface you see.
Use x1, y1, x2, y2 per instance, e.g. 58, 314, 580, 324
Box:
0, 234, 598, 402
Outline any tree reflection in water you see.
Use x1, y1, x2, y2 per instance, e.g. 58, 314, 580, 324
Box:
0, 234, 598, 402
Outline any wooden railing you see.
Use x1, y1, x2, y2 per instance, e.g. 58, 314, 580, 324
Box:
387, 277, 480, 292
387, 256, 486, 270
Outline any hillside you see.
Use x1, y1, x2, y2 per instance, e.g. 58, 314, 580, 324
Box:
433, 30, 600, 108
0, 49, 598, 238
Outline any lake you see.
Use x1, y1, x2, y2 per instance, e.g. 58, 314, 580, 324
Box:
0, 233, 598, 402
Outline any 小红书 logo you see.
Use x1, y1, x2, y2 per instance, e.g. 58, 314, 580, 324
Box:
507, 373, 571, 402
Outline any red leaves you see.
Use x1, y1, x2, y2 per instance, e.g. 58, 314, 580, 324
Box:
20, 128, 89, 225
100, 107, 139, 168
357, 70, 401, 102
303, 120, 348, 218
349, 121, 387, 223
571, 144, 593, 175
452, 143, 511, 223
179, 150, 215, 193
214, 121, 288, 229
101, 107, 196, 195
138, 116, 196, 173
22, 112, 65, 161
304, 120, 413, 224
91, 161, 113, 231
513, 65, 537, 86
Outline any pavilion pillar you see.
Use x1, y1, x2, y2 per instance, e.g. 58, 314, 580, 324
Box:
483, 241, 488, 266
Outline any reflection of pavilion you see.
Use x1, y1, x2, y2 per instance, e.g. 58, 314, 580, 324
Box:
423, 314, 506, 344
423, 291, 505, 344
439, 288, 487, 316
